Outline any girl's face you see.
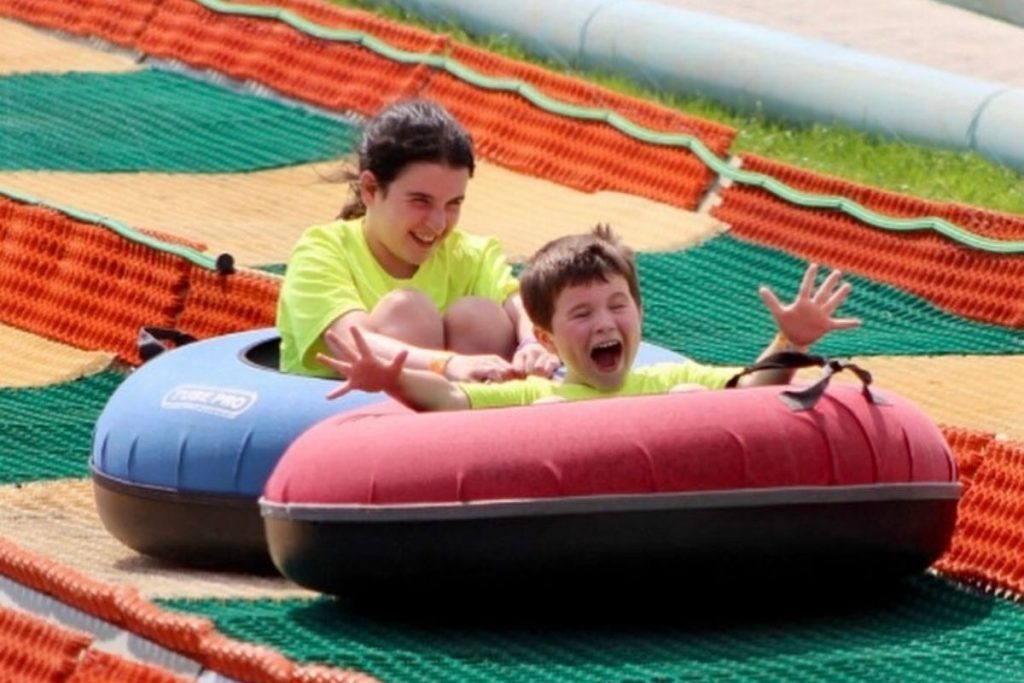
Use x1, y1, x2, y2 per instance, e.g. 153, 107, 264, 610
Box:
360, 162, 470, 279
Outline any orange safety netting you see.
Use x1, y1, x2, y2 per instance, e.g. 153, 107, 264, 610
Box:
138, 0, 441, 115
177, 265, 280, 340
713, 154, 1024, 328
0, 0, 160, 48
67, 649, 187, 683
0, 606, 90, 683
937, 428, 1024, 598
423, 43, 727, 210
0, 197, 190, 364
0, 539, 378, 683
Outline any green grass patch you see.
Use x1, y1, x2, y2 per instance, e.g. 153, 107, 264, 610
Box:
328, 0, 1024, 216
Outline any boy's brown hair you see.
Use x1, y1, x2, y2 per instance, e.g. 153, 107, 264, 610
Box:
519, 224, 642, 331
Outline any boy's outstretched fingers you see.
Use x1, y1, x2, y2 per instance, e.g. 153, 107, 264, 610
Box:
317, 352, 354, 400
759, 263, 861, 348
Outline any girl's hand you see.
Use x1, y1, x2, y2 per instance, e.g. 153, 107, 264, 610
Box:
512, 341, 561, 378
444, 353, 520, 383
318, 328, 407, 399
758, 263, 861, 348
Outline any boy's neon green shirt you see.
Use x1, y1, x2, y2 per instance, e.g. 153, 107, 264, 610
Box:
277, 218, 518, 376
460, 362, 741, 409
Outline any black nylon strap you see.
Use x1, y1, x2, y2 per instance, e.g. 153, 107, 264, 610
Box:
137, 326, 197, 362
725, 351, 888, 411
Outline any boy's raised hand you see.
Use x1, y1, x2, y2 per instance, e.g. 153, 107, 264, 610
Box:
758, 263, 861, 348
318, 327, 407, 400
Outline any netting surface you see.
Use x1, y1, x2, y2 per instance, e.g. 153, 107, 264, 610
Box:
66, 649, 188, 683
0, 70, 359, 172
160, 575, 1024, 683
714, 154, 1024, 329
0, 606, 91, 683
638, 235, 1024, 364
0, 371, 123, 483
0, 2, 1024, 682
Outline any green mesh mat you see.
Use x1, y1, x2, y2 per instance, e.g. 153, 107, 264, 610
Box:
639, 235, 1024, 364
0, 371, 124, 483
256, 263, 288, 276
0, 70, 359, 172
160, 575, 1024, 683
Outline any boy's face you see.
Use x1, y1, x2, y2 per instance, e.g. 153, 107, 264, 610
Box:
537, 274, 641, 392
360, 162, 469, 279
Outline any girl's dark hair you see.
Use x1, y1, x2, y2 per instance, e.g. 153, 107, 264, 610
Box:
340, 100, 475, 219
520, 224, 641, 332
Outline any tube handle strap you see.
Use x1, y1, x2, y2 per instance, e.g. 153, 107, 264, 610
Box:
725, 351, 887, 411
137, 326, 198, 362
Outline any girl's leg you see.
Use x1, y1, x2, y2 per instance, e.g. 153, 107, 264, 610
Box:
443, 296, 516, 359
368, 289, 445, 349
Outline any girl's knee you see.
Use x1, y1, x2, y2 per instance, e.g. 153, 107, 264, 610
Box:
444, 296, 515, 357
370, 289, 444, 348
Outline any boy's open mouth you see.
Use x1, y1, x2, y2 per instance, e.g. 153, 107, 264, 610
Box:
590, 340, 623, 371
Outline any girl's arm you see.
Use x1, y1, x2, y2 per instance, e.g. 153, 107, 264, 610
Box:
504, 294, 561, 378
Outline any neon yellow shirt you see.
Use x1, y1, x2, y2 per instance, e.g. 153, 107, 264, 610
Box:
461, 362, 741, 409
277, 219, 519, 376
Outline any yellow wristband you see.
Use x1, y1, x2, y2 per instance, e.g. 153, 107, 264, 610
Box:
429, 353, 454, 376
775, 332, 807, 352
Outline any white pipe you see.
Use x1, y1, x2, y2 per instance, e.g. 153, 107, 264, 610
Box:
370, 0, 1024, 171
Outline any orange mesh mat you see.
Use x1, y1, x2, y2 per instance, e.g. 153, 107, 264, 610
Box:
67, 649, 187, 683
138, 0, 441, 114
713, 154, 1024, 328
177, 265, 280, 340
0, 0, 160, 49
0, 539, 378, 682
937, 428, 1024, 599
0, 194, 283, 364
0, 196, 189, 364
0, 605, 91, 683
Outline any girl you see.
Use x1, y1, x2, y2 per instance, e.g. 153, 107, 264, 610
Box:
277, 99, 559, 382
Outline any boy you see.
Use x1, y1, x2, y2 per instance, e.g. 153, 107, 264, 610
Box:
318, 225, 860, 410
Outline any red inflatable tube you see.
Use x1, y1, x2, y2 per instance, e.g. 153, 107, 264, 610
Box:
261, 383, 959, 596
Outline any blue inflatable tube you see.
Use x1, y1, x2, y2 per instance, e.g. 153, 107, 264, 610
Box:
90, 328, 384, 569
90, 327, 686, 569
369, 0, 1024, 171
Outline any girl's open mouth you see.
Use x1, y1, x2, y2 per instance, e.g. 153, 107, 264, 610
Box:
410, 232, 438, 248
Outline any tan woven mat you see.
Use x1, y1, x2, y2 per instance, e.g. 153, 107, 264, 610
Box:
799, 354, 1024, 441
0, 324, 114, 388
0, 18, 140, 74
0, 479, 313, 600
0, 160, 723, 267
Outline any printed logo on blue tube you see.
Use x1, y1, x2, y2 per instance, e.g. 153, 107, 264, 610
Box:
161, 385, 259, 419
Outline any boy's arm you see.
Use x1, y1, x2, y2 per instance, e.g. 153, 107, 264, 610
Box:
319, 328, 469, 411
740, 263, 861, 388
326, 312, 515, 384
